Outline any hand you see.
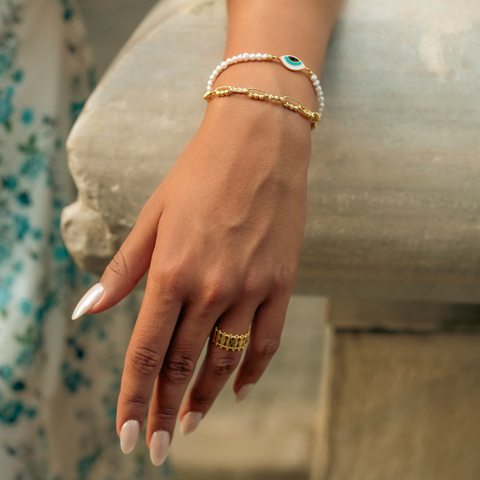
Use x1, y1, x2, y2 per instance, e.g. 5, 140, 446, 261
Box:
72, 95, 312, 465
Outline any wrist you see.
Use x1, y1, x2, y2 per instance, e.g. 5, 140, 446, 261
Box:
202, 63, 316, 150
203, 94, 312, 149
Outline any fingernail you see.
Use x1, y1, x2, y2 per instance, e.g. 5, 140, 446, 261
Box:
120, 420, 140, 454
150, 430, 170, 466
180, 412, 203, 435
72, 283, 104, 320
236, 383, 255, 403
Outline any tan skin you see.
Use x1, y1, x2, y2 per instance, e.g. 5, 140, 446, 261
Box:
79, 0, 343, 462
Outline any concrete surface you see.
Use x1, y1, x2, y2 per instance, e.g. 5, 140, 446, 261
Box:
315, 330, 480, 480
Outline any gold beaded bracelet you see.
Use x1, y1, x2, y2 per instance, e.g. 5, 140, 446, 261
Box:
203, 86, 320, 130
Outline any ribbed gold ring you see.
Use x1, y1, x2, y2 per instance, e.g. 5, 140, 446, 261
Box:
210, 326, 251, 352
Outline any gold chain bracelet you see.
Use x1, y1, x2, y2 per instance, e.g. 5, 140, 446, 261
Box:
204, 86, 320, 130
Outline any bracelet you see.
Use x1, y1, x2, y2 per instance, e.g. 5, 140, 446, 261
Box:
206, 53, 324, 118
204, 86, 321, 130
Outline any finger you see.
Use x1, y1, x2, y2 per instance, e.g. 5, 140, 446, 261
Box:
72, 190, 163, 319
145, 303, 222, 465
233, 295, 289, 402
178, 304, 257, 432
115, 263, 182, 447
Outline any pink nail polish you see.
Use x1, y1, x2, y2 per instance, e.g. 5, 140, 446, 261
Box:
150, 430, 170, 466
72, 283, 104, 320
120, 420, 140, 454
236, 383, 255, 403
180, 412, 203, 435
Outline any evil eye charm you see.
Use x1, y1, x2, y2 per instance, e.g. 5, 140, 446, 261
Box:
279, 55, 306, 71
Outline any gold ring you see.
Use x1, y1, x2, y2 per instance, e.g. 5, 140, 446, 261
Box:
210, 326, 251, 352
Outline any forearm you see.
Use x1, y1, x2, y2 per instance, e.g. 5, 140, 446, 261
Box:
225, 0, 342, 74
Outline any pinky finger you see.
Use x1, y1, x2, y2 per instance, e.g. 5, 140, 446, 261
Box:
233, 295, 290, 403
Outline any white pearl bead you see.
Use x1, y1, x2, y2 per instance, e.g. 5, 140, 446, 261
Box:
226, 58, 233, 65
210, 74, 215, 80
320, 96, 325, 101
221, 61, 227, 69
315, 88, 321, 94
249, 53, 256, 61
320, 102, 325, 107
256, 53, 262, 60
313, 79, 320, 86
208, 80, 213, 86
263, 53, 268, 60
232, 56, 238, 63
311, 74, 317, 81
215, 65, 222, 72
243, 53, 250, 61
207, 86, 211, 91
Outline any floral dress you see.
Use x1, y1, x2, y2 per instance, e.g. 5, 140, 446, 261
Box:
0, 0, 172, 478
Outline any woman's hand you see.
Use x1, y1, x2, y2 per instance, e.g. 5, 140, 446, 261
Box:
72, 92, 312, 464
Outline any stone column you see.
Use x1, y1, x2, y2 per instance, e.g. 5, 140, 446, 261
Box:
311, 299, 480, 480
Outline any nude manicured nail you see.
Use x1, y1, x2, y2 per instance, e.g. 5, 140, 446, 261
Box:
236, 383, 255, 403
120, 420, 140, 454
72, 283, 104, 320
150, 430, 170, 466
180, 412, 203, 435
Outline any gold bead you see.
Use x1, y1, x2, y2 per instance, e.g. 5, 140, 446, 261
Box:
248, 93, 253, 98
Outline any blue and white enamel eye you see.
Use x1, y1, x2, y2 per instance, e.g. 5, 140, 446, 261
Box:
279, 55, 306, 71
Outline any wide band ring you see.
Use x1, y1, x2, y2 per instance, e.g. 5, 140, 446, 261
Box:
210, 326, 251, 352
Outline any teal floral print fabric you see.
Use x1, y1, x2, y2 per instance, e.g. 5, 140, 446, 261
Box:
0, 0, 172, 478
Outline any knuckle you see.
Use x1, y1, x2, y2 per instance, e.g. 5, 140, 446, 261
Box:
108, 249, 128, 279
128, 346, 162, 376
149, 263, 186, 299
209, 354, 239, 377
240, 365, 263, 380
122, 391, 149, 410
201, 281, 231, 310
156, 406, 178, 423
238, 275, 260, 299
253, 339, 280, 359
190, 391, 213, 409
162, 353, 196, 384
270, 266, 296, 295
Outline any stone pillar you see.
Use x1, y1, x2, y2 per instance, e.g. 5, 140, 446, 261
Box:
311, 299, 480, 480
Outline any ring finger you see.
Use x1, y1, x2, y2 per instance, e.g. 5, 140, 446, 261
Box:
178, 303, 258, 435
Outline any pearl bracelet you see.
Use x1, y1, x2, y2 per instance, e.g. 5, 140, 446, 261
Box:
206, 53, 324, 118
204, 86, 321, 130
